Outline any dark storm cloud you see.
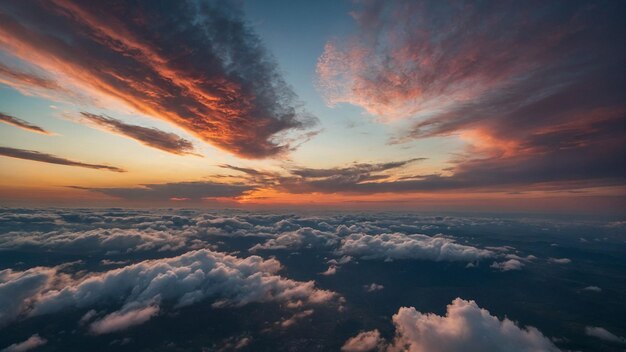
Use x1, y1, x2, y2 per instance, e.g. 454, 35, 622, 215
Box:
0, 0, 315, 158
79, 112, 197, 156
319, 0, 626, 191
0, 146, 125, 172
0, 112, 51, 135
73, 181, 255, 201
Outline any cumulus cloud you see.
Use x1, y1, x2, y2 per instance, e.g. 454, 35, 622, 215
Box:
317, 0, 626, 192
29, 249, 336, 321
341, 329, 384, 352
387, 298, 560, 352
0, 112, 51, 135
320, 265, 337, 276
0, 267, 55, 327
89, 305, 160, 334
337, 233, 493, 262
0, 0, 314, 158
0, 249, 338, 330
79, 112, 198, 156
0, 334, 47, 352
0, 146, 125, 172
585, 326, 626, 344
490, 259, 524, 271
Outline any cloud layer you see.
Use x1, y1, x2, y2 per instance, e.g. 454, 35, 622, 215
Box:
1, 208, 622, 350
0, 0, 314, 158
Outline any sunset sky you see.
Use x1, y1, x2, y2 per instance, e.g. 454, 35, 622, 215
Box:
0, 0, 625, 214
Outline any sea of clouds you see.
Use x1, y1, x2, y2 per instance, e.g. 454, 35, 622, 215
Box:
1, 208, 624, 351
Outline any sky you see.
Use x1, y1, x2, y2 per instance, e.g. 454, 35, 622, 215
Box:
0, 0, 625, 215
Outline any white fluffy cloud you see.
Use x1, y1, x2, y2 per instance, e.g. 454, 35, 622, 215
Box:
1, 249, 337, 331
1, 334, 47, 352
341, 330, 384, 352
387, 298, 560, 352
33, 249, 336, 315
490, 259, 524, 271
337, 233, 493, 262
0, 268, 56, 327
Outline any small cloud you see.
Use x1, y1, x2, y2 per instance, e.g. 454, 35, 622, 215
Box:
1, 334, 47, 352
280, 309, 314, 328
585, 326, 626, 344
79, 309, 98, 326
215, 336, 253, 351
90, 305, 160, 335
364, 283, 384, 292
100, 259, 130, 266
583, 286, 602, 293
79, 112, 199, 156
0, 146, 125, 172
320, 265, 337, 276
341, 329, 385, 352
491, 259, 524, 271
504, 254, 536, 262
0, 112, 53, 135
548, 258, 571, 264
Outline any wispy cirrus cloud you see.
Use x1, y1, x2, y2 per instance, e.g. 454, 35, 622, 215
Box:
0, 0, 315, 159
79, 112, 198, 156
0, 146, 125, 172
0, 61, 61, 94
317, 0, 626, 191
0, 112, 52, 135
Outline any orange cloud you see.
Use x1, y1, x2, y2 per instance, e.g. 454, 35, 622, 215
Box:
0, 0, 314, 158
